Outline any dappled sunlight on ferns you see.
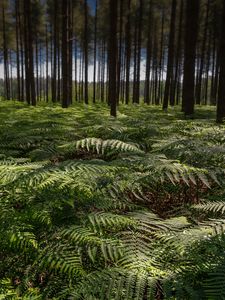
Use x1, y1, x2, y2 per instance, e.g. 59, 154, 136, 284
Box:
0, 102, 225, 299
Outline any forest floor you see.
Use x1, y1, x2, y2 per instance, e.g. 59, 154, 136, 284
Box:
1, 100, 225, 299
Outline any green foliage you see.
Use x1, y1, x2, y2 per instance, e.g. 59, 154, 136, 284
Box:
0, 101, 225, 299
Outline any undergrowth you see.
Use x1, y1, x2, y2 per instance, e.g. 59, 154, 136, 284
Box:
0, 101, 225, 299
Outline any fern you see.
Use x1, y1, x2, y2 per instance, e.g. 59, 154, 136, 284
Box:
1, 102, 225, 299
193, 200, 225, 214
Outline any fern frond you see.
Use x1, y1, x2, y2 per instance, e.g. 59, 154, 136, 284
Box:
59, 138, 143, 156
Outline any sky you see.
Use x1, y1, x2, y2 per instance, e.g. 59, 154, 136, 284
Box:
0, 61, 148, 82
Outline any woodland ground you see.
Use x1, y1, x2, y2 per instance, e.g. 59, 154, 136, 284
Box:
1, 101, 225, 299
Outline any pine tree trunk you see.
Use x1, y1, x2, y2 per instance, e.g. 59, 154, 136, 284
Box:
182, 0, 200, 116
84, 0, 89, 104
2, 5, 10, 100
93, 0, 98, 104
158, 9, 165, 104
108, 0, 117, 117
195, 0, 210, 105
134, 0, 143, 104
144, 0, 153, 105
171, 0, 183, 105
68, 0, 73, 104
125, 0, 131, 104
117, 0, 123, 103
61, 0, 69, 108
15, 0, 21, 101
163, 0, 177, 110
51, 1, 58, 102
26, 0, 36, 106
46, 24, 49, 102
216, 0, 225, 123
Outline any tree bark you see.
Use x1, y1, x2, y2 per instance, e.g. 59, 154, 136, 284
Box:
61, 0, 70, 108
216, 0, 225, 123
163, 0, 177, 110
108, 0, 118, 117
182, 0, 200, 116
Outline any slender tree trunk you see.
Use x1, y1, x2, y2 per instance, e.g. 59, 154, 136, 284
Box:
25, 0, 36, 106
182, 0, 200, 116
74, 40, 78, 102
108, 0, 118, 117
132, 9, 138, 103
210, 29, 217, 105
68, 0, 73, 104
61, 0, 70, 107
15, 0, 21, 101
171, 0, 183, 105
93, 0, 98, 103
36, 38, 39, 102
2, 5, 10, 100
116, 0, 123, 103
97, 44, 101, 100
163, 0, 177, 110
101, 40, 105, 102
19, 2, 24, 101
204, 30, 211, 104
84, 0, 89, 104
144, 0, 153, 105
125, 0, 131, 104
158, 9, 165, 103
26, 0, 36, 106
216, 0, 225, 123
23, 0, 30, 104
133, 0, 143, 104
195, 0, 210, 105
46, 24, 49, 102
51, 1, 58, 102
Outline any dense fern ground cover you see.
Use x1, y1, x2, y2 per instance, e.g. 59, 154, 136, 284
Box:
1, 101, 225, 299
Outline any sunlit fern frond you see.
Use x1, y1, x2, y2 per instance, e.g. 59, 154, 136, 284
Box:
58, 137, 143, 156
193, 200, 225, 214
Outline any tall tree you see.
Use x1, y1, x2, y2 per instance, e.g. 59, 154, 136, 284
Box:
108, 0, 117, 117
61, 0, 70, 108
23, 0, 36, 106
15, 0, 21, 101
195, 0, 210, 105
182, 0, 200, 116
125, 0, 131, 105
162, 0, 177, 110
133, 0, 143, 104
2, 1, 10, 100
93, 0, 98, 103
144, 0, 153, 105
51, 0, 58, 102
84, 0, 89, 104
216, 0, 225, 123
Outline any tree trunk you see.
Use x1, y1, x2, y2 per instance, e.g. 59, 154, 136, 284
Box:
125, 0, 131, 104
93, 0, 98, 104
171, 0, 183, 105
61, 0, 70, 108
195, 0, 210, 105
162, 0, 177, 110
84, 0, 89, 104
15, 0, 21, 101
144, 0, 153, 105
108, 0, 118, 117
182, 0, 200, 116
133, 0, 143, 104
2, 5, 10, 100
216, 0, 225, 123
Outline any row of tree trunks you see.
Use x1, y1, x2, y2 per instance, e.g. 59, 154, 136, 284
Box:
1, 0, 225, 121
